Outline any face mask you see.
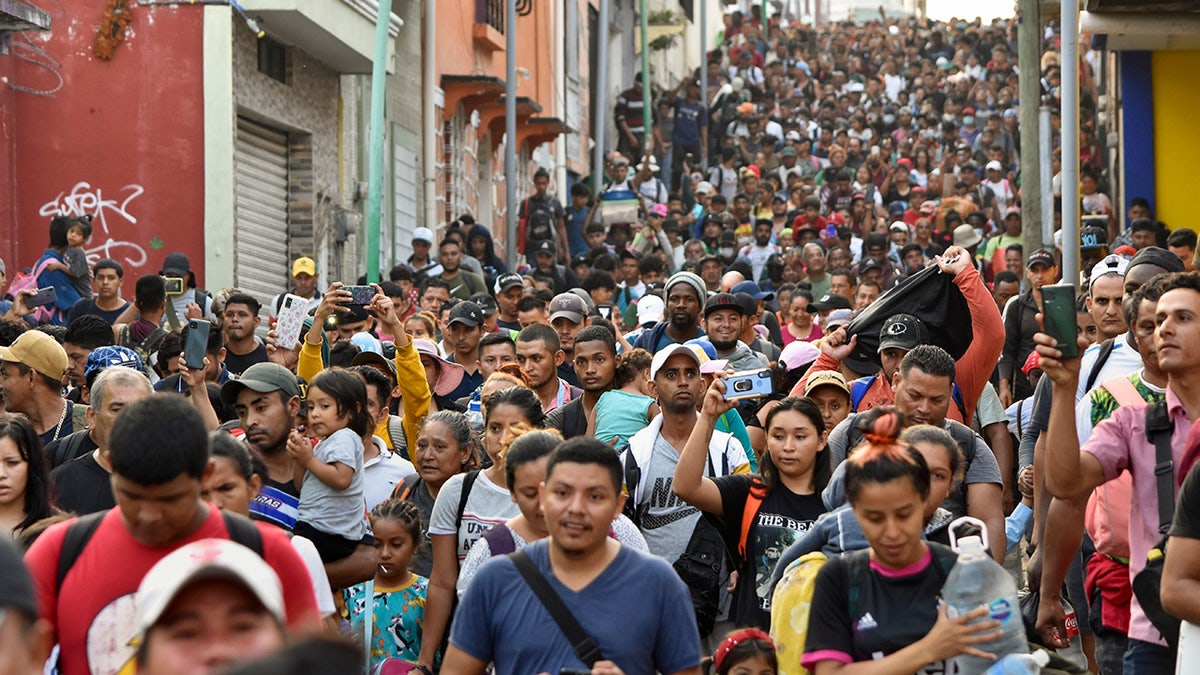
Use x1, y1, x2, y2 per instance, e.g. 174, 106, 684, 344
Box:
883, 114, 896, 125
720, 247, 735, 258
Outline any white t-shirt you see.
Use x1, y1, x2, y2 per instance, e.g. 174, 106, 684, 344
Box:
363, 437, 416, 510
985, 178, 1016, 215
427, 470, 520, 563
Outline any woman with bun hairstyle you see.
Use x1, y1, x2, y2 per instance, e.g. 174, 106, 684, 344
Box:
801, 407, 1002, 674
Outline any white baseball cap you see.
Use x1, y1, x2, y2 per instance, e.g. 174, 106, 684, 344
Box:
1089, 254, 1130, 290
413, 227, 435, 244
694, 181, 715, 196
636, 295, 665, 326
985, 160, 1003, 172
650, 343, 704, 379
136, 538, 285, 635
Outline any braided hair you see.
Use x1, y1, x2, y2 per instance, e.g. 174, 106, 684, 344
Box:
369, 497, 423, 543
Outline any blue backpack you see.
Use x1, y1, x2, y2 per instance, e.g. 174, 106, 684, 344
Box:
849, 373, 968, 422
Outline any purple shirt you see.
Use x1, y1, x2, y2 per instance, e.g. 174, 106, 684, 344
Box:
1083, 386, 1194, 645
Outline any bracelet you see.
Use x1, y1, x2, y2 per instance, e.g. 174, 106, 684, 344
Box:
412, 666, 433, 675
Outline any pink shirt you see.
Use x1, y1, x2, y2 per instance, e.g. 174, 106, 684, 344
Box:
1083, 386, 1194, 645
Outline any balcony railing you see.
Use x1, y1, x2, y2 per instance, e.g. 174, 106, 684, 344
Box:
476, 0, 504, 35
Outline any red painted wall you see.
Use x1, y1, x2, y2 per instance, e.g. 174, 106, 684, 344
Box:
2, 1, 207, 286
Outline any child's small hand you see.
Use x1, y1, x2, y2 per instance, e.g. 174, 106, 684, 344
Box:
286, 428, 314, 466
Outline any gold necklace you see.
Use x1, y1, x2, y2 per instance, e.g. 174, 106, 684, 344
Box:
51, 399, 68, 442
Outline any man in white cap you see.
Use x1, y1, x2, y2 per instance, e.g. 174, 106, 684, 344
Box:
407, 227, 442, 277
619, 343, 749, 638
624, 293, 664, 346
134, 539, 289, 675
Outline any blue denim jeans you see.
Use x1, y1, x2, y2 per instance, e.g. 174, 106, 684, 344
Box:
1122, 637, 1175, 674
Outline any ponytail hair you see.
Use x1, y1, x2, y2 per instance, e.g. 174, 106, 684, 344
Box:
844, 407, 930, 503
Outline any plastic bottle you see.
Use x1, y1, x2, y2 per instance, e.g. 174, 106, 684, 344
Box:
942, 517, 1029, 675
1049, 597, 1089, 670
985, 650, 1050, 675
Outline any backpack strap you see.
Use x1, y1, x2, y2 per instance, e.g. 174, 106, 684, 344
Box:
950, 382, 968, 423
221, 511, 264, 556
455, 470, 481, 532
738, 480, 767, 559
50, 429, 89, 469
622, 449, 642, 526
510, 550, 605, 667
1084, 337, 1117, 393
56, 511, 107, 593
1145, 401, 1175, 535
1102, 375, 1144, 409
482, 523, 517, 557
393, 474, 420, 502
849, 375, 876, 412
57, 510, 264, 597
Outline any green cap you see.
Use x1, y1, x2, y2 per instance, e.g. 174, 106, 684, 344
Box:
220, 363, 302, 405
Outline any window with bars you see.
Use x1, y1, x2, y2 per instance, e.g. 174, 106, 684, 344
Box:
476, 0, 504, 34
257, 37, 287, 84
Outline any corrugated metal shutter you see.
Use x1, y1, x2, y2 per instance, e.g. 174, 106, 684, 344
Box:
392, 128, 418, 265
234, 118, 290, 315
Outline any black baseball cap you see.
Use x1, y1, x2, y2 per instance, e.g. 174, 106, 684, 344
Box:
1079, 225, 1108, 251
859, 258, 884, 274
1128, 245, 1186, 274
1026, 248, 1056, 269
534, 240, 556, 255
811, 293, 854, 312
336, 304, 371, 326
494, 273, 524, 294
703, 293, 746, 318
469, 293, 498, 317
878, 314, 927, 352
447, 301, 484, 328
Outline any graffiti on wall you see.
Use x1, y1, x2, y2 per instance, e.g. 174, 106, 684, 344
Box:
36, 181, 151, 270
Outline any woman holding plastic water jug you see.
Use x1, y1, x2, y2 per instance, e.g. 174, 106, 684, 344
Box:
802, 408, 1021, 675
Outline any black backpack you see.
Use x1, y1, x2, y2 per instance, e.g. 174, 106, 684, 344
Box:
118, 324, 169, 376
524, 197, 556, 245
54, 509, 264, 593
622, 442, 733, 636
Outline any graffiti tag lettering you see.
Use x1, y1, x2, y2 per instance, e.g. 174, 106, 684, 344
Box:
37, 182, 148, 269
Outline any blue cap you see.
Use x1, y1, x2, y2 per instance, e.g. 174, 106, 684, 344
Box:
731, 280, 774, 302
84, 346, 144, 387
684, 338, 718, 361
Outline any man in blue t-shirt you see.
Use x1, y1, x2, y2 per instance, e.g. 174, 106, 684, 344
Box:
444, 438, 702, 675
566, 182, 592, 258
670, 78, 707, 189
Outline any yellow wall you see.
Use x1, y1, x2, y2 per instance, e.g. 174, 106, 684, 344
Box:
1151, 51, 1200, 232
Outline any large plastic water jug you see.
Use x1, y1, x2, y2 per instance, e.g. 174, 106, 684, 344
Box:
942, 517, 1029, 675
